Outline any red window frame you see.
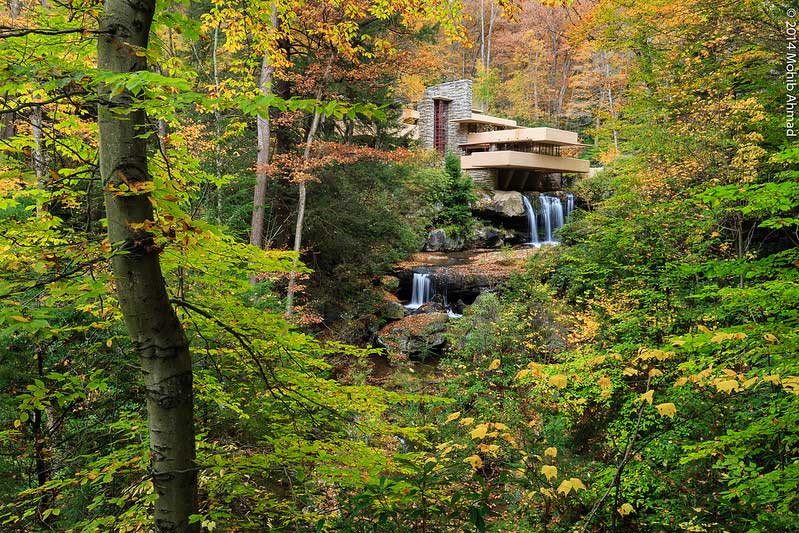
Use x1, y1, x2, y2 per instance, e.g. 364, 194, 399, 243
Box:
433, 99, 449, 153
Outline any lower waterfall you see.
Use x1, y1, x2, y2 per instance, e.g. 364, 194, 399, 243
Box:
406, 272, 431, 310
539, 194, 565, 243
522, 195, 540, 247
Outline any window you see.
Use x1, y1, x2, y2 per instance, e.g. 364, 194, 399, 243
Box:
433, 99, 449, 153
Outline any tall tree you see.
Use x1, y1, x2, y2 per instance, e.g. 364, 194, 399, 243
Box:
97, 0, 197, 530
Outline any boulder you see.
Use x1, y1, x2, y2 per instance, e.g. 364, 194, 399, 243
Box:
468, 225, 502, 249
423, 228, 464, 252
474, 190, 526, 218
379, 275, 400, 292
376, 312, 449, 360
378, 290, 406, 320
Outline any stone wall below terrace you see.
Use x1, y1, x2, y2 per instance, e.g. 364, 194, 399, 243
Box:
466, 169, 496, 190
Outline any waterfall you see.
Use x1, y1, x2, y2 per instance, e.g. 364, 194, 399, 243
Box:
522, 195, 540, 246
406, 272, 432, 310
539, 194, 565, 243
566, 193, 574, 217
441, 284, 463, 318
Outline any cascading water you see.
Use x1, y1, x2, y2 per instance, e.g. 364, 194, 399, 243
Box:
522, 195, 540, 246
405, 271, 463, 317
441, 284, 463, 318
406, 272, 432, 310
539, 194, 565, 243
566, 193, 574, 217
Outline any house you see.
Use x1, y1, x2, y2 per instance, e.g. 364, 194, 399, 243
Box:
415, 80, 589, 191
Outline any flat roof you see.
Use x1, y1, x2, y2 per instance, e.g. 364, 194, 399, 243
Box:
452, 113, 521, 129
461, 151, 590, 173
460, 127, 586, 147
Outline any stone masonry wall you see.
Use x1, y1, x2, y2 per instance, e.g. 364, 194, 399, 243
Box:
417, 80, 473, 155
466, 169, 496, 190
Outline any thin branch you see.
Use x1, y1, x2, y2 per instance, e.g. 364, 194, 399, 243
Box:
0, 256, 107, 299
0, 92, 89, 115
579, 376, 652, 532
0, 26, 110, 39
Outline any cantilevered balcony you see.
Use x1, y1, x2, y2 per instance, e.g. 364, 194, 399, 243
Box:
462, 126, 583, 146
461, 151, 590, 174
459, 126, 589, 179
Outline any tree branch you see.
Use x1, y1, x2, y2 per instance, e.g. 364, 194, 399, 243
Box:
0, 26, 111, 39
579, 375, 652, 532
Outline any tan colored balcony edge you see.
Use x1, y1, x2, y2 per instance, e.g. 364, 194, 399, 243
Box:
461, 127, 585, 147
461, 151, 590, 173
451, 113, 521, 129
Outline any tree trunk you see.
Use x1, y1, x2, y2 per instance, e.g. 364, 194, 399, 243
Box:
486, 1, 497, 69
31, 107, 48, 186
284, 108, 321, 318
480, 0, 486, 69
212, 23, 224, 224
97, 0, 198, 531
250, 3, 278, 249
284, 58, 332, 318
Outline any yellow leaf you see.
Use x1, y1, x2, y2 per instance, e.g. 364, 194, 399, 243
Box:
710, 332, 732, 343
549, 374, 567, 389
655, 350, 674, 361
671, 339, 686, 346
540, 487, 555, 499
569, 478, 586, 491
674, 377, 688, 387
649, 368, 663, 377
477, 443, 500, 455
763, 333, 778, 343
715, 379, 739, 393
618, 503, 635, 516
742, 376, 758, 389
493, 422, 509, 431
515, 369, 531, 380
487, 359, 501, 371
463, 455, 483, 469
623, 367, 639, 376
541, 464, 558, 481
106, 338, 113, 348
697, 325, 711, 333
598, 376, 611, 389
544, 446, 558, 458
557, 479, 573, 496
640, 390, 654, 405
763, 374, 781, 385
445, 412, 461, 424
9, 315, 30, 323
782, 376, 799, 394
470, 424, 488, 439
459, 417, 474, 426
656, 403, 676, 418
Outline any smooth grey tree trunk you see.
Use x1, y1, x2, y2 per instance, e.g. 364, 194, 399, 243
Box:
250, 3, 278, 250
283, 107, 321, 318
97, 0, 198, 530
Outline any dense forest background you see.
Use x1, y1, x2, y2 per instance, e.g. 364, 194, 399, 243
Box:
0, 0, 797, 531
